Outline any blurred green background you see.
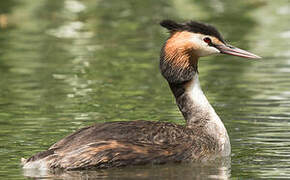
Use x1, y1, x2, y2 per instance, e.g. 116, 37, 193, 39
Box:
0, 0, 289, 179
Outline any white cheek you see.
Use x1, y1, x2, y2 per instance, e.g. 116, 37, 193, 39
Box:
199, 46, 220, 57
189, 36, 203, 46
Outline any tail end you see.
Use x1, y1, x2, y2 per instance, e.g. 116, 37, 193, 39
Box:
21, 158, 27, 165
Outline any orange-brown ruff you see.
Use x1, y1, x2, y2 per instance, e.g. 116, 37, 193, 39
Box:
22, 20, 260, 170
164, 31, 199, 70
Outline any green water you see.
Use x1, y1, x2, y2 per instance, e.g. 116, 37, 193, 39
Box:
0, 0, 289, 179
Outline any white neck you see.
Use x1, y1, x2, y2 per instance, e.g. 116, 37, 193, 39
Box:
176, 74, 231, 156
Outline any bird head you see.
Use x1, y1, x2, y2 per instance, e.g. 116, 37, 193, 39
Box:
160, 20, 261, 59
159, 20, 261, 84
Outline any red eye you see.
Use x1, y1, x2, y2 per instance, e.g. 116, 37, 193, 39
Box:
203, 37, 211, 44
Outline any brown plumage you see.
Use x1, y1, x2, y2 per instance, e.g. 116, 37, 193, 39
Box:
24, 121, 218, 170
163, 31, 199, 71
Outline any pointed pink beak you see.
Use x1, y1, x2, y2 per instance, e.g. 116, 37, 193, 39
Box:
216, 44, 261, 59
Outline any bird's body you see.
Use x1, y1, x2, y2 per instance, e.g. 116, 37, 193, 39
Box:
22, 73, 229, 170
22, 20, 260, 170
22, 121, 220, 170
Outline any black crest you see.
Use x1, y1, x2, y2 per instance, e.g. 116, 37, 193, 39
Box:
160, 20, 225, 43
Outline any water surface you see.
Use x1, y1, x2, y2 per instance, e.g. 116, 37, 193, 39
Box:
0, 0, 289, 179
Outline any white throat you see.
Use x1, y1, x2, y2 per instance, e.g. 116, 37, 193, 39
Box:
184, 74, 231, 156
185, 74, 211, 109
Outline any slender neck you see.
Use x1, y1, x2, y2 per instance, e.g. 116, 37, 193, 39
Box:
169, 73, 230, 156
170, 73, 219, 126
160, 40, 223, 127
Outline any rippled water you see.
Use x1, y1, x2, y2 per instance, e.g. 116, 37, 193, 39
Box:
0, 0, 289, 179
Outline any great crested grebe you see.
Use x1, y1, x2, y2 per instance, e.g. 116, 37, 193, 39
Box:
22, 20, 260, 170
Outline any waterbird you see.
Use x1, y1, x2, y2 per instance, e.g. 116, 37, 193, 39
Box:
21, 20, 261, 170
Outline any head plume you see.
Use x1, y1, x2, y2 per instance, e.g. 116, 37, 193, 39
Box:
160, 20, 225, 43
